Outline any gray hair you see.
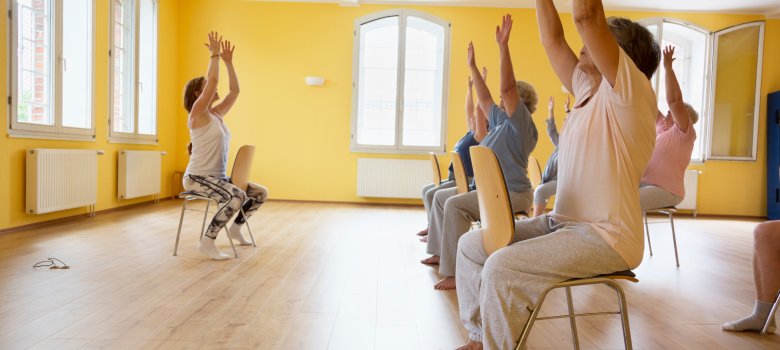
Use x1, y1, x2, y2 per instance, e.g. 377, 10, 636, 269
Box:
516, 80, 538, 114
684, 103, 699, 125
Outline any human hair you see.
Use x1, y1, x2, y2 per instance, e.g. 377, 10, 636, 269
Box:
183, 76, 205, 113
516, 81, 538, 114
684, 103, 699, 125
606, 17, 660, 79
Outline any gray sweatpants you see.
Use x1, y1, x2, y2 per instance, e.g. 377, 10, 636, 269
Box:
639, 183, 682, 211
422, 181, 456, 224
427, 187, 533, 277
533, 180, 557, 206
456, 214, 629, 350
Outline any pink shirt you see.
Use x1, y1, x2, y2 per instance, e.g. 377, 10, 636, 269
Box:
640, 114, 696, 197
552, 49, 657, 269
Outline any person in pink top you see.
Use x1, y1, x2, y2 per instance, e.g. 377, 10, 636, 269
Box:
454, 1, 660, 349
640, 45, 699, 211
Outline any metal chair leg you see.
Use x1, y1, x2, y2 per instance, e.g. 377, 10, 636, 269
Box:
240, 207, 257, 247
669, 211, 680, 267
515, 288, 552, 350
565, 286, 580, 349
606, 280, 634, 350
644, 212, 653, 256
173, 200, 188, 256
224, 226, 238, 258
761, 290, 780, 334
200, 201, 211, 240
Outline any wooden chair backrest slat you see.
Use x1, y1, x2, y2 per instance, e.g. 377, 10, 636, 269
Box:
451, 151, 470, 194
528, 156, 542, 190
429, 152, 442, 185
230, 145, 256, 191
471, 146, 515, 256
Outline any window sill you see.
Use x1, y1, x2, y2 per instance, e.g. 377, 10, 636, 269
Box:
8, 129, 96, 142
108, 137, 158, 145
350, 146, 445, 155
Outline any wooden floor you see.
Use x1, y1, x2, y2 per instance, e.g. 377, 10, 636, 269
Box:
0, 200, 778, 349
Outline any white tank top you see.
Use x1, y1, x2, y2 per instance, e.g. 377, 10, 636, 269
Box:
185, 113, 231, 178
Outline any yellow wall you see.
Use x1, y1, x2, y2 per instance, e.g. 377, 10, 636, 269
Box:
0, 0, 181, 230
2, 1, 779, 231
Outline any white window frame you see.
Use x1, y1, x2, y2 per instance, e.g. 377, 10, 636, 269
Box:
7, 0, 96, 141
641, 18, 765, 162
108, 0, 158, 144
350, 10, 451, 154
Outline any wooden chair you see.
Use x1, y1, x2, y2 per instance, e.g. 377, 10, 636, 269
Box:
527, 155, 543, 190
470, 146, 637, 350
429, 152, 443, 185
173, 145, 258, 258
451, 151, 470, 195
643, 206, 680, 267
763, 290, 780, 335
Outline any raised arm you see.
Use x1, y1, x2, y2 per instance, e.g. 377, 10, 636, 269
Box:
468, 42, 496, 135
466, 76, 476, 133
572, 0, 620, 86
536, 0, 579, 94
546, 97, 560, 146
496, 15, 520, 117
190, 32, 221, 126
473, 67, 489, 142
213, 40, 240, 117
663, 46, 690, 132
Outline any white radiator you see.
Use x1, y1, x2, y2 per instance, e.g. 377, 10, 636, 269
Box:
357, 158, 431, 199
678, 170, 700, 215
26, 149, 97, 215
118, 150, 161, 200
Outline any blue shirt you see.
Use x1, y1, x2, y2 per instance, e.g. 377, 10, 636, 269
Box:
479, 104, 538, 193
542, 118, 559, 183
448, 131, 479, 180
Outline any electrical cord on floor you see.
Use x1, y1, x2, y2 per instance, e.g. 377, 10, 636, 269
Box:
32, 257, 70, 270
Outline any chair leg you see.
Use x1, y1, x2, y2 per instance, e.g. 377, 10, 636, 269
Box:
173, 200, 188, 256
200, 201, 211, 240
224, 225, 238, 258
644, 212, 653, 256
515, 289, 552, 350
669, 212, 680, 267
761, 290, 780, 335
240, 207, 257, 247
606, 280, 633, 350
565, 286, 580, 350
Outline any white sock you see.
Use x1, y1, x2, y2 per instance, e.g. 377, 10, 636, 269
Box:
198, 236, 229, 260
228, 223, 253, 246
722, 300, 776, 332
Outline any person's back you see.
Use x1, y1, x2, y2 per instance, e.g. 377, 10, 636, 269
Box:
186, 113, 231, 178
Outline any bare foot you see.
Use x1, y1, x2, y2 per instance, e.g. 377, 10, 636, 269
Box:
456, 340, 483, 350
419, 236, 428, 243
421, 255, 440, 265
434, 276, 456, 290
416, 228, 429, 236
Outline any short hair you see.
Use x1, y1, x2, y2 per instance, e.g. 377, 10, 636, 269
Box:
516, 81, 538, 114
684, 103, 699, 125
607, 17, 660, 79
183, 76, 205, 113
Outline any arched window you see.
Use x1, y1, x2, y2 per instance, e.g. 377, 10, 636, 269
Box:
351, 10, 450, 153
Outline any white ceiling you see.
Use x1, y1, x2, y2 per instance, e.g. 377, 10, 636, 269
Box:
269, 0, 780, 16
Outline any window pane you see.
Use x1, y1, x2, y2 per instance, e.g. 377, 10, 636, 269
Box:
138, 0, 157, 136
356, 16, 398, 146
710, 24, 762, 158
402, 16, 445, 147
112, 0, 135, 133
16, 0, 53, 125
656, 22, 708, 161
61, 0, 92, 129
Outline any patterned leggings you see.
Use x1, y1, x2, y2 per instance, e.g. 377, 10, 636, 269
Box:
183, 175, 268, 239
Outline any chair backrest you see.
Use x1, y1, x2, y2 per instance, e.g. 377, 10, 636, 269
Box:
471, 146, 515, 256
528, 156, 542, 189
429, 152, 442, 185
230, 145, 256, 191
451, 151, 470, 194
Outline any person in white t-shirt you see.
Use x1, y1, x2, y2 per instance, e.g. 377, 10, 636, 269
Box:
454, 2, 660, 349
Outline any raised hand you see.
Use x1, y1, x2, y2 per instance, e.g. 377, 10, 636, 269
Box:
221, 40, 235, 64
205, 31, 222, 55
564, 95, 571, 113
467, 42, 476, 68
482, 66, 488, 82
663, 45, 676, 68
495, 14, 513, 46
548, 97, 554, 113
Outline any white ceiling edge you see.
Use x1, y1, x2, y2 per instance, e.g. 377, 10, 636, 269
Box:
249, 0, 780, 17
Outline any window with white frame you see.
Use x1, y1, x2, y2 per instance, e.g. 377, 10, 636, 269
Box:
109, 0, 157, 143
9, 0, 94, 140
642, 19, 765, 162
351, 10, 450, 153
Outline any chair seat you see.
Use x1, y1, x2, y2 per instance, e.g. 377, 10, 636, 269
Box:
562, 270, 638, 284
178, 191, 218, 202
646, 206, 677, 214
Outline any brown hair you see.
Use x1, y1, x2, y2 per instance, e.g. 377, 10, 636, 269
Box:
516, 81, 538, 114
183, 76, 205, 113
607, 17, 660, 79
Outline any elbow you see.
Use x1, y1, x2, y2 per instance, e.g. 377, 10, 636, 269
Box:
573, 6, 599, 28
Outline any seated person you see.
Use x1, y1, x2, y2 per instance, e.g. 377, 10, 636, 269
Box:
640, 45, 698, 211
423, 16, 539, 290
722, 220, 779, 333
419, 70, 488, 240
455, 3, 660, 348
532, 96, 570, 217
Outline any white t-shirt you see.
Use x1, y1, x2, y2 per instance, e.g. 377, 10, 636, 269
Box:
185, 113, 231, 178
552, 48, 657, 268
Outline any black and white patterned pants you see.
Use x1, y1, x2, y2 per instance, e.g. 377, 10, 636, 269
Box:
183, 175, 268, 239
